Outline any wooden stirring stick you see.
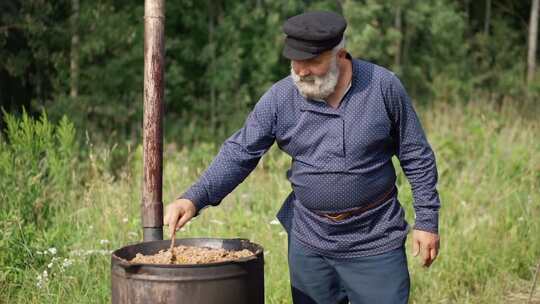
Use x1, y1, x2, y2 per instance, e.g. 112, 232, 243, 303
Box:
169, 224, 176, 263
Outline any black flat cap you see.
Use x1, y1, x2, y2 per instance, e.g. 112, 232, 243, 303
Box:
282, 11, 347, 60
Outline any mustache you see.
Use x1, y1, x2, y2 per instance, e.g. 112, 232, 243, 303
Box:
298, 75, 317, 83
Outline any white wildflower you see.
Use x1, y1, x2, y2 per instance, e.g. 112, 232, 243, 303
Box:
47, 262, 53, 269
122, 217, 129, 223
60, 258, 74, 272
48, 247, 57, 255
62, 258, 73, 268
36, 270, 49, 289
99, 239, 110, 245
270, 219, 280, 225
279, 231, 286, 236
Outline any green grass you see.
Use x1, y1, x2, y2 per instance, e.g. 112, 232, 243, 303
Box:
1, 100, 539, 303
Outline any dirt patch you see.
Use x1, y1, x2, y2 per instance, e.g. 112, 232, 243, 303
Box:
130, 245, 254, 265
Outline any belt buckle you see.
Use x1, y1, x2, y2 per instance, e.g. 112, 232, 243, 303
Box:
324, 212, 351, 222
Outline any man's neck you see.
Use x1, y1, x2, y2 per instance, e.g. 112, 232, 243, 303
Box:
326, 57, 353, 109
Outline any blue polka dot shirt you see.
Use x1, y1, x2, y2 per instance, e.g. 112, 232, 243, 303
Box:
180, 57, 441, 258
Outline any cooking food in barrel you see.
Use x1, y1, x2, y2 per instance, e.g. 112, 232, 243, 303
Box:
130, 244, 254, 264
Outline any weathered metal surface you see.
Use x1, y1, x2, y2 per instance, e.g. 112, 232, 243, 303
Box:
143, 227, 164, 243
111, 238, 265, 304
142, 0, 165, 240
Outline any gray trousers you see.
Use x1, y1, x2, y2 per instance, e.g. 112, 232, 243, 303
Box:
288, 233, 410, 304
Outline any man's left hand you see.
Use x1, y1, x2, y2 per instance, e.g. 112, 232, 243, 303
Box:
411, 229, 440, 267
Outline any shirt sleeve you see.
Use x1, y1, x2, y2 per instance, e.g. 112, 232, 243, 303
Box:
384, 73, 441, 234
178, 87, 277, 216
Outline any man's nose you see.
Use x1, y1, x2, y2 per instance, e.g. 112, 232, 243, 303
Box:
298, 68, 310, 77
293, 62, 310, 77
297, 66, 311, 77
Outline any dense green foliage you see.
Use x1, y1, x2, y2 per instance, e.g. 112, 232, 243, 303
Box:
1, 1, 539, 302
0, 102, 538, 303
1, 0, 539, 142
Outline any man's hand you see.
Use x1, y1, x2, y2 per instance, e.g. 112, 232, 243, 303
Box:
411, 229, 440, 267
164, 198, 197, 239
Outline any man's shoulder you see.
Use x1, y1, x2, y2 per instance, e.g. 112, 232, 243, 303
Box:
260, 76, 299, 107
352, 58, 399, 85
270, 75, 297, 96
254, 76, 298, 112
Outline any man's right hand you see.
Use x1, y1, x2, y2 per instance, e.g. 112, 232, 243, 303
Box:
164, 198, 197, 239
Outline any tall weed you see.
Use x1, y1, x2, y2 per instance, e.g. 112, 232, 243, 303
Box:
0, 110, 77, 290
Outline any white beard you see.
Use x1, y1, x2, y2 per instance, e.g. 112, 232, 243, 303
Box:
290, 55, 340, 101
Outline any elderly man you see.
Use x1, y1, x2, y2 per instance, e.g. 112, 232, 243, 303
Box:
165, 11, 440, 304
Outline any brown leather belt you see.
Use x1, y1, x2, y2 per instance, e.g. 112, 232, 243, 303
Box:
315, 186, 397, 222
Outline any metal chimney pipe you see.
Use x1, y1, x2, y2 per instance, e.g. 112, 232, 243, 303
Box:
142, 0, 165, 242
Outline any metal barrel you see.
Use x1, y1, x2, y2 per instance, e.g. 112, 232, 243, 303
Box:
111, 238, 264, 304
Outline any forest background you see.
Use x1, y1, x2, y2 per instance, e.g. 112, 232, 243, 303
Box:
1, 0, 539, 303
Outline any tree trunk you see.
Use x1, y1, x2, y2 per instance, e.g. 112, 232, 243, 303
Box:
394, 3, 402, 71
208, 0, 216, 136
528, 0, 539, 84
465, 0, 470, 21
335, 0, 343, 14
464, 0, 472, 39
484, 0, 491, 36
402, 8, 411, 81
70, 0, 79, 99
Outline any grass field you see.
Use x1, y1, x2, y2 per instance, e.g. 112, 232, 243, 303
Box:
1, 100, 539, 303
